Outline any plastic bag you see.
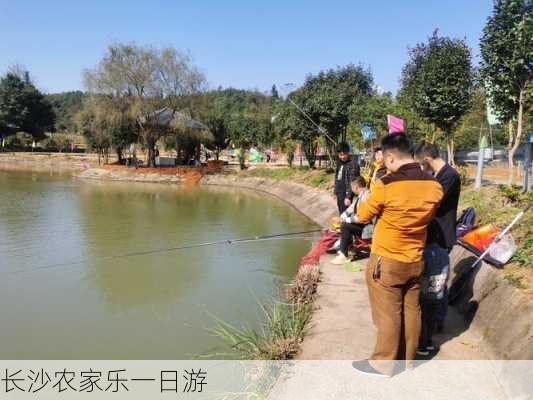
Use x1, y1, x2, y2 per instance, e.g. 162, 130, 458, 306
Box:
489, 234, 517, 264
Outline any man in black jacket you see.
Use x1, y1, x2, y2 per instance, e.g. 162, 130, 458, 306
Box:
414, 142, 461, 354
415, 143, 461, 252
334, 142, 360, 214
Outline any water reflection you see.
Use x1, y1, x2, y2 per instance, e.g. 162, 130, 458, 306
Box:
0, 170, 317, 359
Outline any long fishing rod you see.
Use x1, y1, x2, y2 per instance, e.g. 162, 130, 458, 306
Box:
450, 202, 531, 304
283, 83, 337, 145
469, 202, 531, 270
5, 228, 324, 276
285, 97, 337, 145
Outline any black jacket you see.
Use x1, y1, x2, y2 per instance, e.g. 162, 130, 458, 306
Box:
427, 164, 461, 250
334, 156, 360, 198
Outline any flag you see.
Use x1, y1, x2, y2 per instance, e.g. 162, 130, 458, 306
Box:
485, 81, 501, 126
361, 123, 376, 141
486, 99, 500, 126
387, 115, 405, 133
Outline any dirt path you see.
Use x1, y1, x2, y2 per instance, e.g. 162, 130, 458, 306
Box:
298, 254, 486, 360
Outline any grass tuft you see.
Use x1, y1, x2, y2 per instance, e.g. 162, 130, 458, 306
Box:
209, 301, 312, 360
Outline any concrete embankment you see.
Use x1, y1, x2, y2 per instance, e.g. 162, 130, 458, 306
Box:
0, 152, 107, 172
449, 246, 533, 360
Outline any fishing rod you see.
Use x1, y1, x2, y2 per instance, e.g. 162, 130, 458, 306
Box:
4, 228, 324, 276
285, 97, 337, 145
469, 202, 531, 270
450, 202, 531, 303
283, 83, 337, 145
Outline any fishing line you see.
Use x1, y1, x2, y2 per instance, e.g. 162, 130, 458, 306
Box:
286, 97, 337, 145
281, 83, 336, 145
3, 228, 323, 276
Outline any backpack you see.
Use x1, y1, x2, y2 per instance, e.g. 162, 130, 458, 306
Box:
456, 207, 476, 238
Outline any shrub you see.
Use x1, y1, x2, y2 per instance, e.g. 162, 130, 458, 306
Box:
209, 301, 312, 360
5, 132, 33, 149
455, 165, 470, 186
498, 185, 531, 206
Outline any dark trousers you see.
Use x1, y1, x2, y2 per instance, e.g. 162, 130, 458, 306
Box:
420, 243, 450, 347
420, 299, 441, 348
336, 195, 348, 214
436, 287, 448, 326
340, 222, 364, 256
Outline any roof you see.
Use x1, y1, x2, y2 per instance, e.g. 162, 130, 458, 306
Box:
140, 107, 208, 130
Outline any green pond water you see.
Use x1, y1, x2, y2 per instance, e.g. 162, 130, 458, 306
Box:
0, 170, 317, 359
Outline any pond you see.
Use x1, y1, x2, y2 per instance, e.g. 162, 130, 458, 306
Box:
0, 170, 317, 359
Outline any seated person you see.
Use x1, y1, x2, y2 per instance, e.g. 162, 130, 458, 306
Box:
331, 176, 371, 265
369, 147, 388, 192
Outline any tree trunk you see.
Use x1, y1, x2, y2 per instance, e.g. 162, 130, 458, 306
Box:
238, 146, 246, 170
303, 141, 317, 169
196, 144, 201, 164
507, 120, 515, 186
446, 130, 455, 166
116, 147, 123, 165
508, 89, 525, 186
287, 152, 294, 168
145, 132, 155, 168
325, 142, 335, 171
175, 137, 180, 165
430, 125, 437, 144
147, 145, 154, 167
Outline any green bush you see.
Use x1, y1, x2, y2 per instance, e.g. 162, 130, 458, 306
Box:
40, 137, 57, 150
5, 132, 33, 149
498, 185, 532, 206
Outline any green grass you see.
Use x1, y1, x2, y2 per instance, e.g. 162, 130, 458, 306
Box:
512, 237, 533, 268
244, 167, 299, 180
232, 166, 334, 191
504, 273, 528, 289
208, 301, 312, 360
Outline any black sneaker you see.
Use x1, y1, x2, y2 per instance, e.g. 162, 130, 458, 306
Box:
416, 347, 430, 356
426, 344, 435, 351
351, 360, 390, 378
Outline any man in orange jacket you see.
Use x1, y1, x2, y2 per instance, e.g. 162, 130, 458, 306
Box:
352, 133, 443, 377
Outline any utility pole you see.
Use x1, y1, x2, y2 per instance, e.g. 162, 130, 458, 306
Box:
523, 132, 533, 193
475, 127, 488, 190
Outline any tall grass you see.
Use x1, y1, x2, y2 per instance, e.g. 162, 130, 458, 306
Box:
209, 301, 312, 360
